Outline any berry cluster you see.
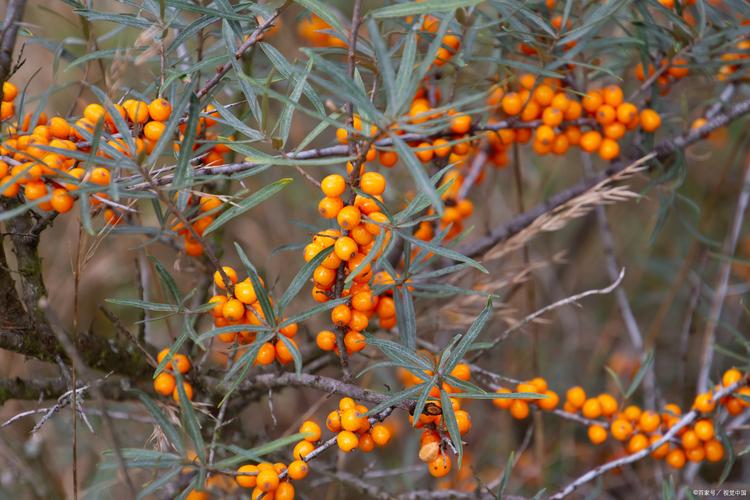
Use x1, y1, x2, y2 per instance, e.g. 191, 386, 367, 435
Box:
152, 348, 194, 403
0, 87, 230, 231
172, 194, 226, 257
208, 266, 300, 365
235, 461, 297, 500
492, 377, 559, 419
325, 397, 392, 452
306, 168, 396, 355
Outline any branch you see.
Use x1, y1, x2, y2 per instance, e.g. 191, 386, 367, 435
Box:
696, 159, 750, 392
195, 8, 284, 99
0, 375, 131, 407
0, 0, 26, 90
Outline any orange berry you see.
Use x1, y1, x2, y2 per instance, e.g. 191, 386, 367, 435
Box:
236, 464, 258, 488
640, 109, 661, 132
682, 429, 700, 450
143, 121, 166, 141
588, 425, 608, 445
597, 393, 618, 417
254, 342, 275, 365
638, 411, 661, 433
371, 424, 392, 446
666, 448, 686, 469
148, 98, 172, 121
331, 304, 353, 327
171, 353, 191, 374
213, 266, 238, 289
89, 167, 111, 186
722, 368, 743, 387
50, 188, 74, 213
256, 469, 279, 492
83, 103, 106, 124
172, 382, 194, 403
705, 439, 725, 462
123, 99, 149, 124
318, 196, 344, 219
455, 410, 472, 435
579, 131, 602, 153
222, 299, 245, 322
627, 433, 649, 454
333, 236, 358, 261
293, 440, 314, 460
598, 138, 620, 160
359, 172, 386, 196
337, 206, 361, 230
337, 430, 359, 452
321, 174, 346, 197
275, 482, 294, 500
510, 400, 529, 419
450, 114, 472, 134
153, 372, 176, 396
582, 398, 603, 419
582, 90, 603, 113
2, 81, 17, 102
501, 92, 522, 115
694, 420, 714, 442
616, 102, 638, 124
316, 330, 337, 351
610, 419, 633, 441
287, 460, 309, 480
602, 85, 624, 107
428, 453, 452, 478
686, 446, 705, 463
326, 410, 342, 432
693, 392, 716, 413
565, 386, 586, 408
533, 85, 554, 106
538, 390, 559, 411
415, 142, 434, 163
596, 104, 616, 125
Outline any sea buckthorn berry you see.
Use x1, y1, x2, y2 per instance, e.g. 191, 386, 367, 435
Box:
640, 109, 661, 132
694, 419, 714, 441
510, 400, 530, 419
171, 354, 191, 374
588, 425, 608, 445
123, 99, 149, 123
582, 90, 603, 113
535, 125, 555, 145
234, 280, 258, 305
638, 411, 661, 433
334, 236, 358, 261
415, 142, 434, 163
256, 469, 279, 493
148, 98, 172, 121
681, 429, 700, 450
450, 363, 471, 382
450, 114, 472, 134
341, 408, 365, 432
379, 150, 398, 167
616, 102, 638, 124
316, 330, 337, 351
502, 92, 522, 115
358, 432, 376, 452
580, 131, 602, 153
321, 174, 346, 197
254, 342, 275, 365
337, 206, 361, 230
627, 433, 649, 454
299, 420, 321, 442
596, 104, 616, 125
693, 392, 716, 413
276, 482, 294, 500
213, 266, 238, 290
236, 464, 259, 488
686, 446, 705, 463
565, 386, 586, 408
610, 419, 633, 441
722, 368, 743, 387
666, 448, 686, 469
598, 138, 620, 160
331, 304, 352, 327
318, 196, 344, 219
650, 434, 669, 459
705, 439, 725, 462
538, 390, 559, 411
326, 410, 342, 432
582, 398, 602, 419
51, 188, 74, 213
279, 322, 298, 338
172, 382, 194, 403
371, 424, 391, 446
293, 440, 314, 460
90, 167, 111, 186
2, 81, 17, 102
287, 460, 308, 480
359, 172, 386, 196
602, 85, 624, 107
597, 393, 618, 416
83, 103, 106, 124
337, 430, 359, 452
428, 453, 452, 478
455, 410, 472, 435
222, 299, 245, 321
153, 372, 176, 396
542, 107, 563, 127
143, 121, 166, 141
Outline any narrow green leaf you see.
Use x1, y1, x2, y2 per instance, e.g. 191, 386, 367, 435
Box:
440, 389, 463, 468
279, 246, 334, 310
369, 0, 482, 18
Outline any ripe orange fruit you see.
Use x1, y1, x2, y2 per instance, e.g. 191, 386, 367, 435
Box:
50, 188, 74, 213
565, 386, 586, 408
582, 398, 603, 419
316, 330, 337, 351
666, 448, 686, 469
153, 372, 176, 396
610, 419, 633, 441
89, 167, 111, 186
428, 453, 452, 478
326, 410, 342, 432
588, 425, 607, 445
321, 174, 346, 197
579, 131, 602, 153
450, 114, 472, 134
693, 392, 716, 413
276, 482, 294, 500
148, 98, 172, 121
213, 266, 238, 289
359, 172, 386, 196
254, 342, 275, 365
236, 464, 258, 488
256, 469, 279, 492
501, 92, 522, 115
705, 439, 725, 462
293, 440, 314, 460
598, 138, 620, 160
337, 430, 359, 452
371, 423, 391, 446
640, 109, 661, 132
638, 411, 661, 433
694, 419, 714, 441
650, 434, 669, 459
627, 433, 649, 454
318, 196, 344, 219
287, 460, 309, 480
722, 368, 743, 387
300, 420, 321, 442
2, 81, 17, 102
172, 382, 194, 403
510, 400, 529, 419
